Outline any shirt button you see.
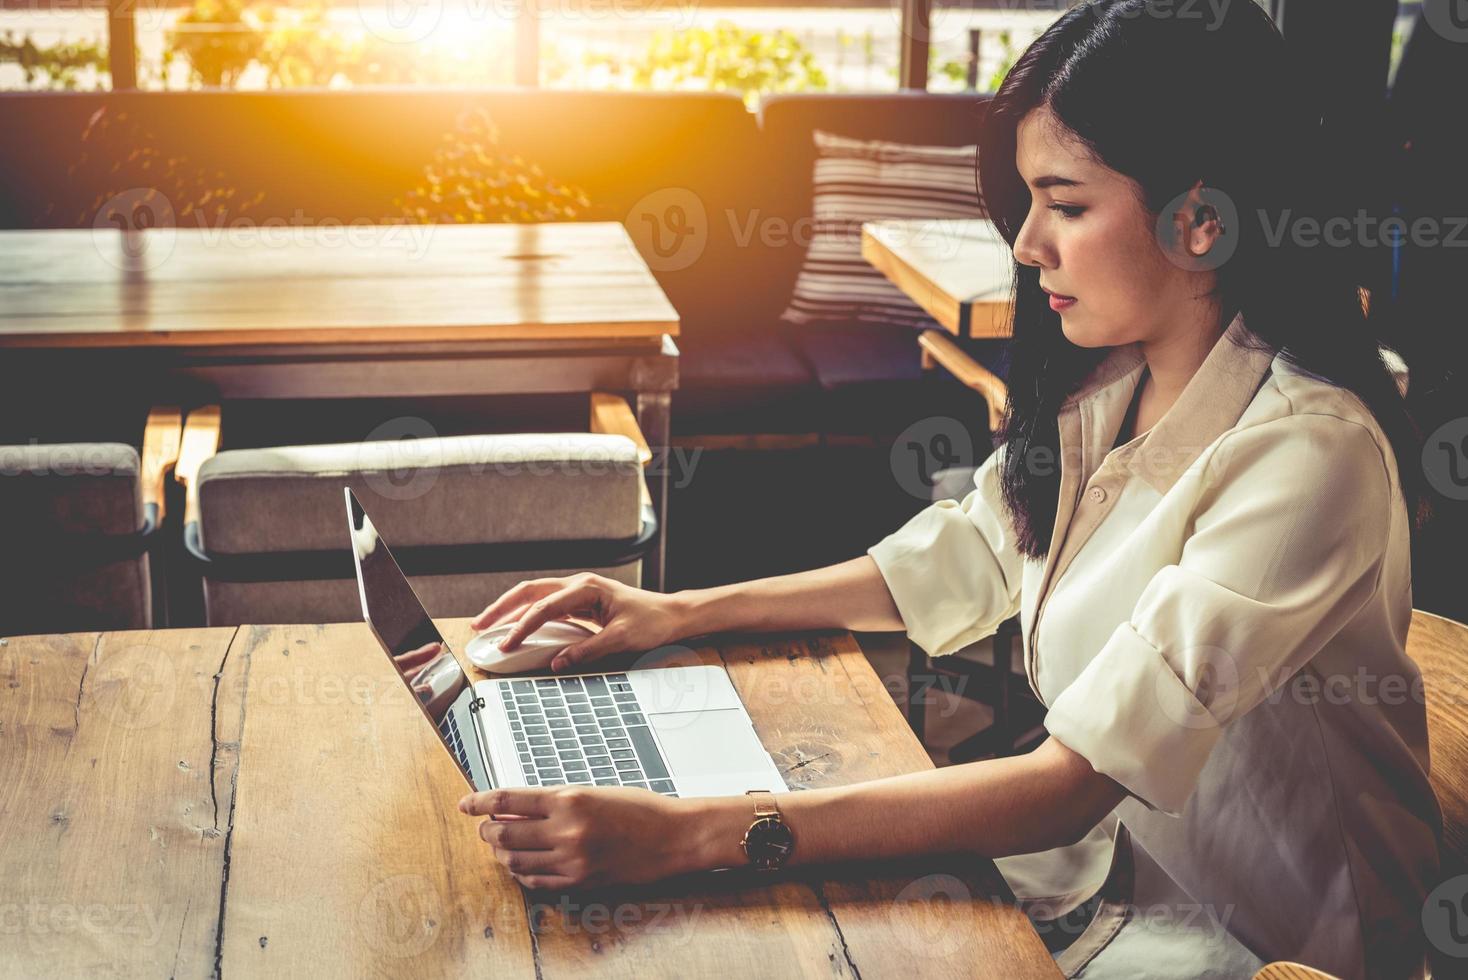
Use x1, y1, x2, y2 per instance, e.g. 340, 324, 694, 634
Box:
1088, 486, 1107, 503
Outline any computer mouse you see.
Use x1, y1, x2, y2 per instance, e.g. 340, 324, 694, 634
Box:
464, 619, 596, 674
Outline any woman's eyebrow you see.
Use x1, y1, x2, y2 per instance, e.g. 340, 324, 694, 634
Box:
1032, 175, 1084, 189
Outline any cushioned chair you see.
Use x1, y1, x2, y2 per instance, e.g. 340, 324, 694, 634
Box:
0, 406, 182, 635
174, 396, 657, 626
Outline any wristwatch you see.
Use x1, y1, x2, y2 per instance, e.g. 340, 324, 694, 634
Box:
740, 790, 795, 871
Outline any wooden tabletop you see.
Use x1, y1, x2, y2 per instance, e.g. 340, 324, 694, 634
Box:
861, 219, 1014, 338
0, 222, 679, 349
0, 623, 1060, 978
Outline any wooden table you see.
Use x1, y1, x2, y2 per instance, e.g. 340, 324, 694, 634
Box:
0, 623, 1060, 978
0, 221, 680, 588
861, 218, 1014, 338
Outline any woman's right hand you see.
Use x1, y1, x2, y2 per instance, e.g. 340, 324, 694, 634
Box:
470, 573, 691, 672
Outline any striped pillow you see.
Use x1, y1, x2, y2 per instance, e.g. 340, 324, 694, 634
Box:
780, 130, 983, 330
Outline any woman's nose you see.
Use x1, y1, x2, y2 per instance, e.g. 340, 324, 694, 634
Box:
1012, 216, 1053, 270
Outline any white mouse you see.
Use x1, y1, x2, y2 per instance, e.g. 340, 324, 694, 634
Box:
464, 620, 596, 674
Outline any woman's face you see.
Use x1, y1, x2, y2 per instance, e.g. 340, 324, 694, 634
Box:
1011, 104, 1203, 350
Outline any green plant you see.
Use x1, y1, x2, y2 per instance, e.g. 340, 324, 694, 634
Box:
630, 20, 829, 108
0, 31, 108, 90
985, 30, 1018, 92
165, 0, 264, 88
397, 107, 592, 224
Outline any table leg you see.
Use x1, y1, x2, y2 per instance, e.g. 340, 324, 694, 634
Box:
636, 391, 671, 592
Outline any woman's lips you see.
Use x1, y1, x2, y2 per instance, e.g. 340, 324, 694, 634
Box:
1044, 288, 1076, 312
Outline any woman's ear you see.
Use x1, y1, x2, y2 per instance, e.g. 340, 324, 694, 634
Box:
1177, 180, 1226, 257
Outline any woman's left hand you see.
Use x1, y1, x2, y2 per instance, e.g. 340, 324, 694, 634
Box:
458, 786, 711, 890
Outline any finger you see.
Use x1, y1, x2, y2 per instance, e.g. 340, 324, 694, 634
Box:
500, 584, 600, 652
493, 848, 569, 877
477, 600, 536, 633
459, 788, 554, 819
551, 625, 622, 673
512, 873, 580, 892
471, 580, 560, 631
481, 817, 558, 851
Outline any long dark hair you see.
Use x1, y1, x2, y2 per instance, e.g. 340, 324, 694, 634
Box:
977, 0, 1428, 561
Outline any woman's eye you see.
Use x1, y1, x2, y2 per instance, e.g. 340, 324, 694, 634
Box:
1048, 203, 1084, 219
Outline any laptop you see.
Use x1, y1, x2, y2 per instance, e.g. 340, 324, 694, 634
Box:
345, 487, 786, 798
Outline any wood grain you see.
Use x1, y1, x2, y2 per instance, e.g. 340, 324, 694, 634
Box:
1405, 609, 1468, 873
861, 219, 1014, 338
917, 330, 1010, 433
5, 620, 1059, 978
216, 623, 538, 977
0, 627, 238, 978
0, 223, 679, 348
140, 405, 182, 519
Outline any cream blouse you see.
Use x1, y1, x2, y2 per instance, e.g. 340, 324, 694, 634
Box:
867, 312, 1440, 978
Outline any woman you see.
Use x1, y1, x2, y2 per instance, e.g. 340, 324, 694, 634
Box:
458, 2, 1441, 976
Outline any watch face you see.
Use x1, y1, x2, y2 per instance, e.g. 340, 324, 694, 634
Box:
745, 816, 794, 868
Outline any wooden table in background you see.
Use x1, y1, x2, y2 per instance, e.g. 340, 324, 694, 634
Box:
861, 218, 1014, 338
0, 623, 1060, 978
0, 222, 680, 588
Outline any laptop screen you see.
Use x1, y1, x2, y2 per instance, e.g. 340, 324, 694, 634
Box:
345, 487, 478, 784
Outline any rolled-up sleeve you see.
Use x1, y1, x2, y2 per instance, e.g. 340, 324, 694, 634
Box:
1044, 415, 1393, 816
867, 445, 1025, 658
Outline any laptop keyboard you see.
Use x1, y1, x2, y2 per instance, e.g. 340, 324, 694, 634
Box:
438, 710, 475, 779
499, 674, 678, 796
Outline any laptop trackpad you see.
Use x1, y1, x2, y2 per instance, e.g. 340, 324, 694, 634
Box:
650, 709, 782, 794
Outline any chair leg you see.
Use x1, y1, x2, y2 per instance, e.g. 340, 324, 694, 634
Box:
906, 641, 929, 742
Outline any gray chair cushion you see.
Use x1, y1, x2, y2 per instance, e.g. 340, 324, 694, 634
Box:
197, 433, 643, 555
0, 443, 150, 634
0, 443, 142, 537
